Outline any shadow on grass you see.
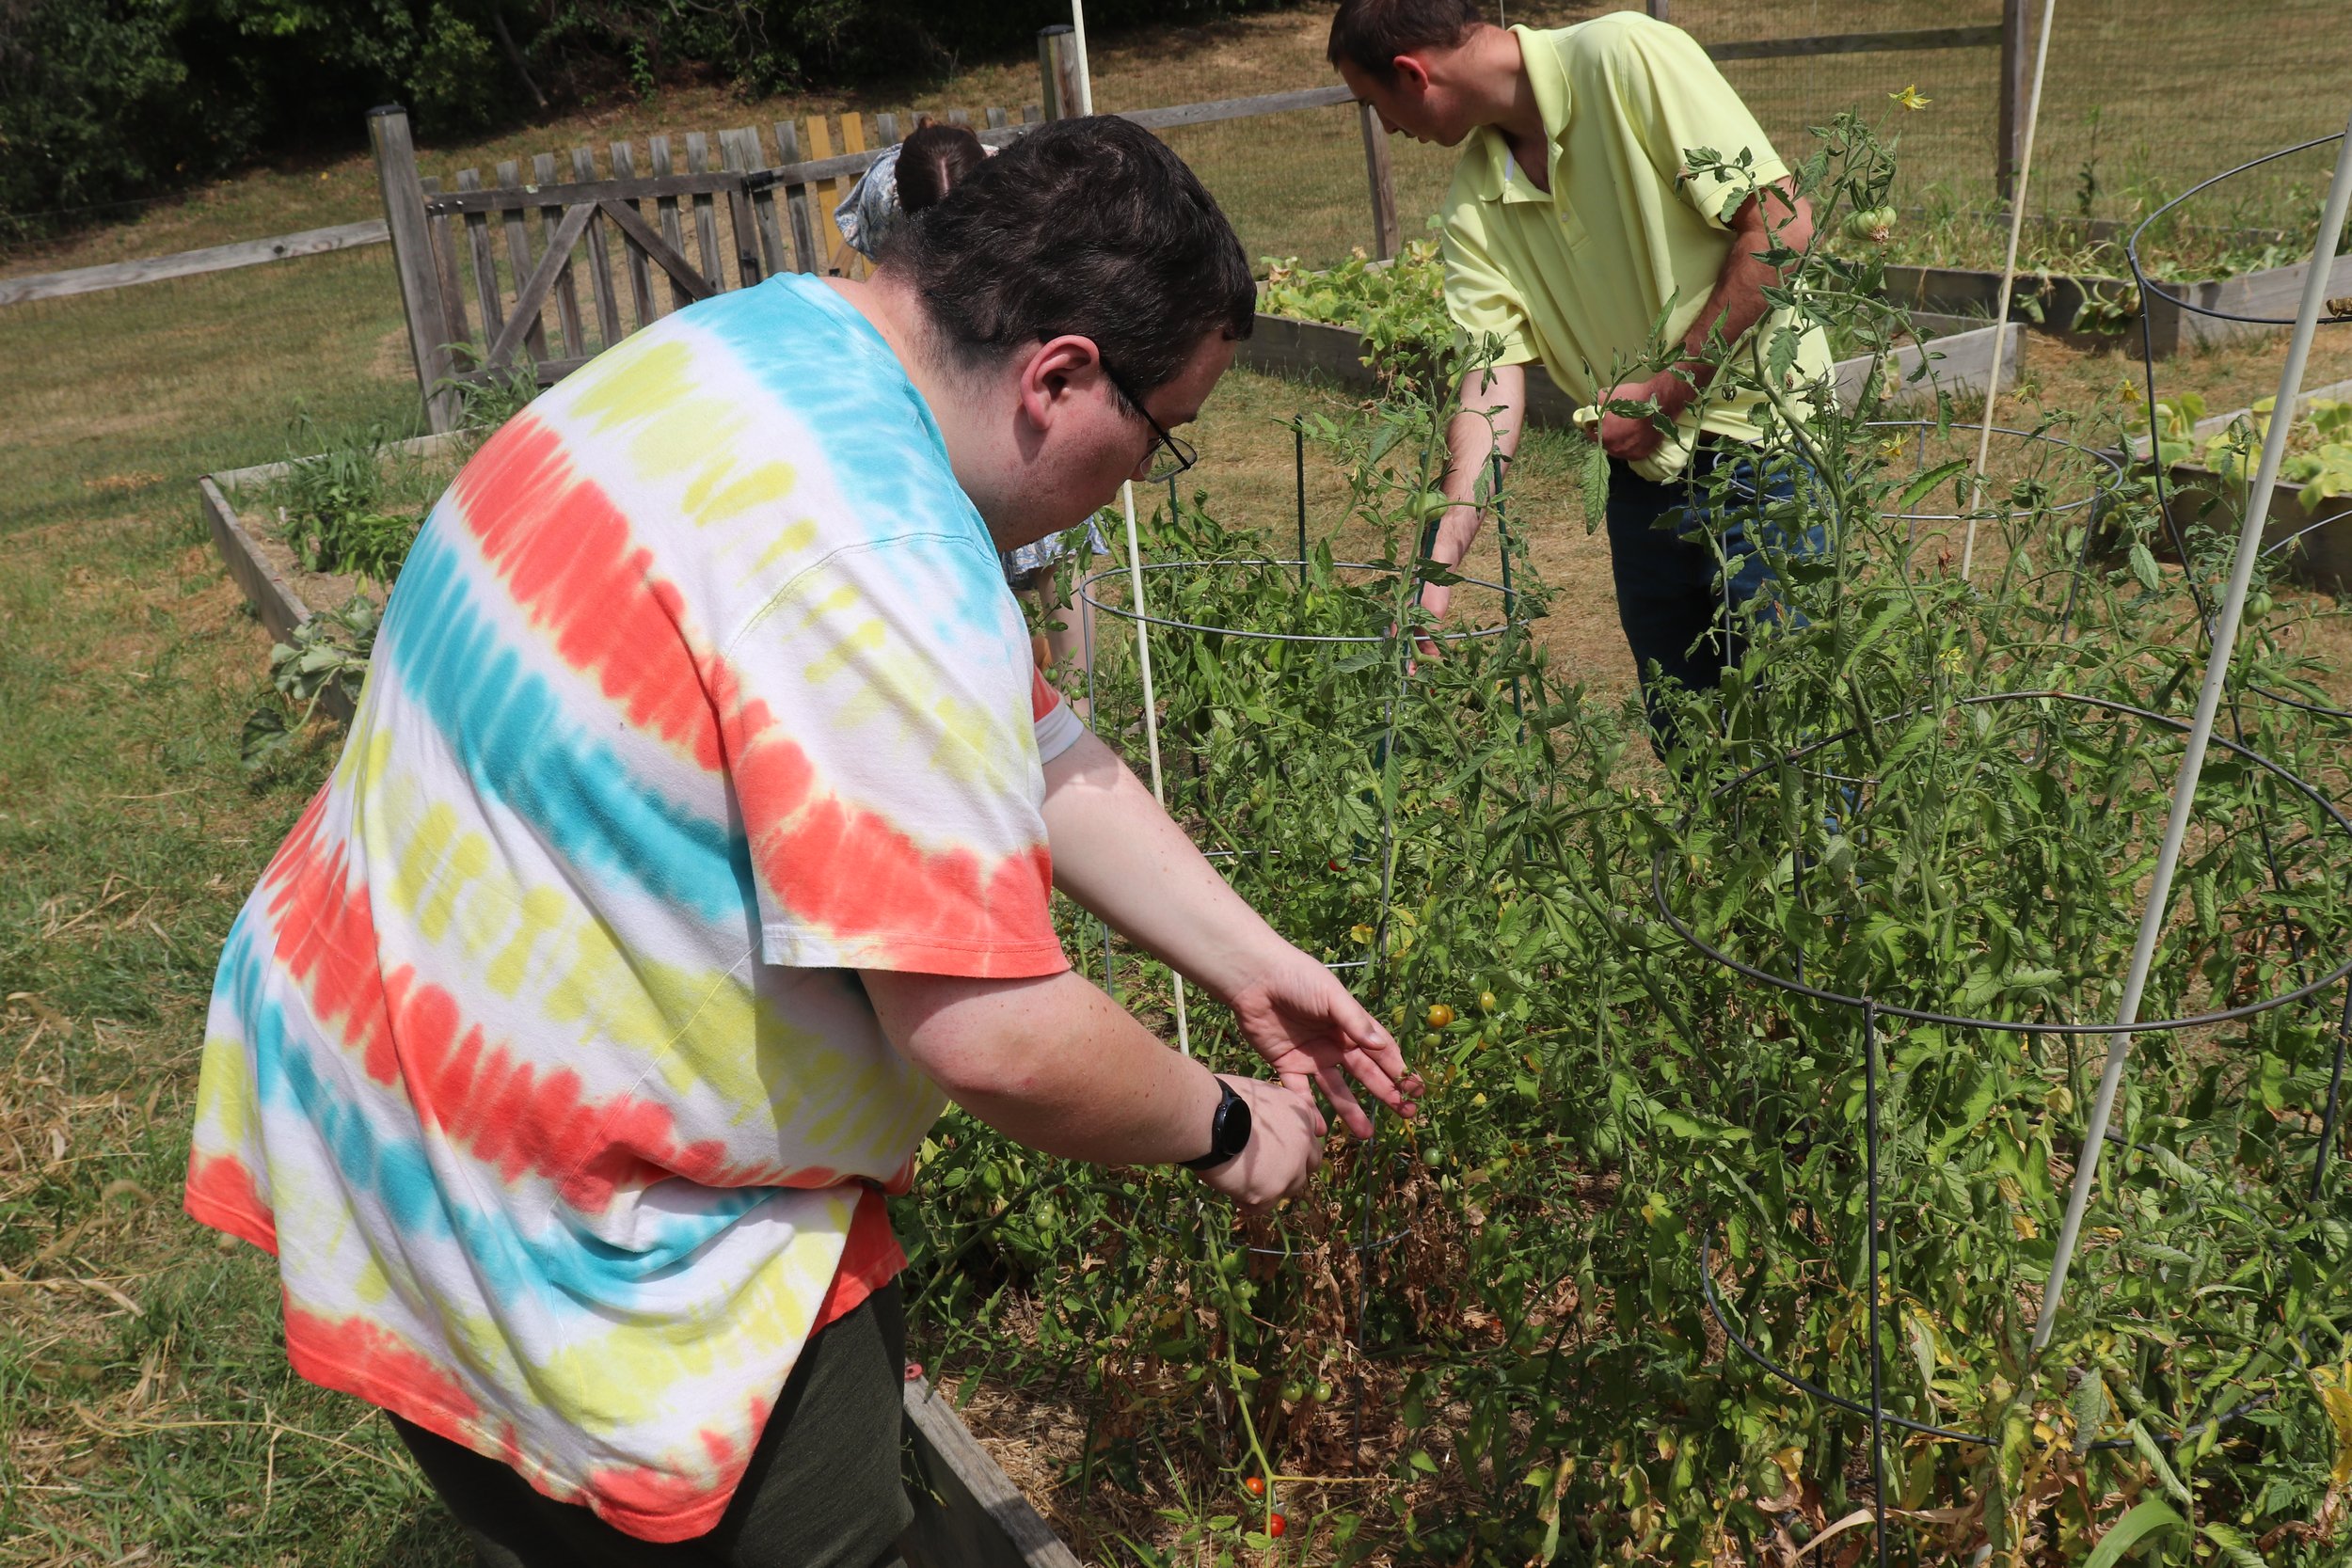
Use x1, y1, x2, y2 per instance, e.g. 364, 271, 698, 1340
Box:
368, 1497, 476, 1567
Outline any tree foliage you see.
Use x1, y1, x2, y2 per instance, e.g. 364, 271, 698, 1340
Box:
0, 0, 1290, 237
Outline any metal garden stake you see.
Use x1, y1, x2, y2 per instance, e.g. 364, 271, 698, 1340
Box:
2035, 105, 2352, 1352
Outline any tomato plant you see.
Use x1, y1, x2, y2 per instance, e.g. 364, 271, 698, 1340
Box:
896, 105, 2352, 1567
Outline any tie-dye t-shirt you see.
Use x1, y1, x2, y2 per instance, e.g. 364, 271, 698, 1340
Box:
184, 274, 1082, 1543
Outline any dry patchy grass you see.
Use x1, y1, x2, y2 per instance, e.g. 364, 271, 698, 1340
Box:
0, 512, 469, 1567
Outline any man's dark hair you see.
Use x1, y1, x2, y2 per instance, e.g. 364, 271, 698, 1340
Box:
880, 115, 1254, 401
894, 119, 986, 215
1327, 0, 1484, 85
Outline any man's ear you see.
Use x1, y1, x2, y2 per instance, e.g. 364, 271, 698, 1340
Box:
1017, 334, 1108, 434
1391, 55, 1433, 96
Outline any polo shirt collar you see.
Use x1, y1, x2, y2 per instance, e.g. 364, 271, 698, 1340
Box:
1466, 24, 1573, 207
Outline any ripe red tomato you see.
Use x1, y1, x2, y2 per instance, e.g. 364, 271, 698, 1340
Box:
1268, 1512, 1288, 1538
1245, 1475, 1266, 1497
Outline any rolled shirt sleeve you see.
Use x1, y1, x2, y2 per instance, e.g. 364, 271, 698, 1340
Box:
1441, 195, 1540, 368
1600, 22, 1791, 227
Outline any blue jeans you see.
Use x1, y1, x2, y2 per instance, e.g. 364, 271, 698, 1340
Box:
1605, 441, 1824, 750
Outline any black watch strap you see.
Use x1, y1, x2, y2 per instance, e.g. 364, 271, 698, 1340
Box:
1180, 1077, 1251, 1171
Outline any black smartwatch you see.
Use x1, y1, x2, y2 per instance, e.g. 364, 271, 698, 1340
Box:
1180, 1077, 1253, 1171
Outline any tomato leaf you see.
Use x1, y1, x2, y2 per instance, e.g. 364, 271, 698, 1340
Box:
2082, 1498, 2185, 1568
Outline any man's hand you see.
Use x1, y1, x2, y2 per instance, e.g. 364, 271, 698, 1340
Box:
1411, 501, 1479, 659
1191, 1075, 1328, 1212
1224, 944, 1421, 1139
1597, 372, 1690, 463
1413, 576, 1451, 661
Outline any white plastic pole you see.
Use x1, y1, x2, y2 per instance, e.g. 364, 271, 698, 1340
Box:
2033, 111, 2352, 1353
1120, 479, 1190, 1053
1069, 0, 1094, 117
1959, 0, 2058, 581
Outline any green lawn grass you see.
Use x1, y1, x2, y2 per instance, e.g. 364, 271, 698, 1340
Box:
0, 249, 423, 541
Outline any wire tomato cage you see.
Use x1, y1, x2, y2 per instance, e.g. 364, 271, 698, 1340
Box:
2128, 128, 2352, 725
1650, 684, 2352, 1564
1639, 124, 2352, 1563
1786, 418, 2124, 534
1719, 418, 2127, 651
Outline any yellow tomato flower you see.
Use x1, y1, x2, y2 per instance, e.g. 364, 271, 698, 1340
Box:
1890, 84, 1931, 111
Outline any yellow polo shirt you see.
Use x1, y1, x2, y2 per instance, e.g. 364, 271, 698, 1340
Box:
1441, 15, 1832, 475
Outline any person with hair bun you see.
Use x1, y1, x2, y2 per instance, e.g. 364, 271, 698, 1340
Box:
840, 119, 1107, 682
834, 118, 987, 264
189, 113, 1421, 1568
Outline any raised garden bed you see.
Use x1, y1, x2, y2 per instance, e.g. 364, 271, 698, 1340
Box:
1880, 252, 2352, 357
1237, 310, 2026, 417
2132, 377, 2352, 591
1880, 261, 2134, 345
899, 1375, 1084, 1568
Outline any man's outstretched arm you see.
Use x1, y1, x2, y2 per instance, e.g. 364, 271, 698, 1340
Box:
867, 965, 1328, 1212
1417, 362, 1528, 634
1598, 180, 1814, 462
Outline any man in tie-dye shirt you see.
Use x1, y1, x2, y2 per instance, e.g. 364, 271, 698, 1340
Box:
187, 118, 1420, 1566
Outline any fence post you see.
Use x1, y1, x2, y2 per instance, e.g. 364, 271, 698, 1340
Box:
1359, 102, 1401, 261
369, 105, 460, 433
1645, 0, 1670, 19
1996, 0, 2030, 206
1039, 25, 1084, 120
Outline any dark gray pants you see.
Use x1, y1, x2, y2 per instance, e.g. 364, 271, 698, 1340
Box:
391, 1284, 913, 1568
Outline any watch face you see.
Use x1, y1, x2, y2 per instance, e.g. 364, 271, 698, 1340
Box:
1220, 1086, 1252, 1157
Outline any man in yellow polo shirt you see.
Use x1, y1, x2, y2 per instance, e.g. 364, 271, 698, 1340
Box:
1327, 0, 1832, 748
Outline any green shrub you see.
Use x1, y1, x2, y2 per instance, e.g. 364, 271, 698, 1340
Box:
0, 0, 254, 232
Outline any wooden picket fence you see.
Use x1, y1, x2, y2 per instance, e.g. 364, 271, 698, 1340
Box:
372, 75, 1385, 431
373, 103, 1074, 429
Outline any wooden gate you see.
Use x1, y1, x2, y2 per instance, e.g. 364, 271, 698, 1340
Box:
370, 103, 1041, 431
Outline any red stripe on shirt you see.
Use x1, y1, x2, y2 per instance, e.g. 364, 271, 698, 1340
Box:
284, 1300, 483, 1422
183, 1152, 278, 1254
1030, 667, 1063, 722
452, 414, 727, 770
260, 786, 399, 1082
723, 697, 1064, 974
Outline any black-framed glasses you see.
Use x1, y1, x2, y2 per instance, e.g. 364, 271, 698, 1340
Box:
1098, 358, 1199, 483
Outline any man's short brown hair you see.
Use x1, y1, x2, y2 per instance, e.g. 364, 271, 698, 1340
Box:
1327, 0, 1485, 86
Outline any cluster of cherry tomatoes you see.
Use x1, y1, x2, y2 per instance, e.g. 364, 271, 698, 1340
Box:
1241, 1474, 1285, 1536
